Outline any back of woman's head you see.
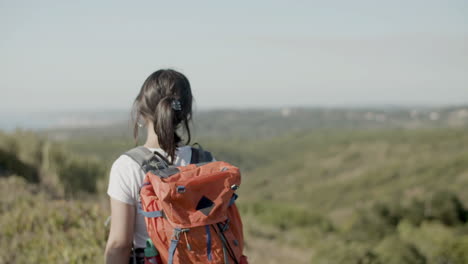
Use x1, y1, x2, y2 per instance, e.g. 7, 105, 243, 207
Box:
133, 69, 193, 163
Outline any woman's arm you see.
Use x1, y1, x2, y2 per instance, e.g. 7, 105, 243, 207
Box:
104, 198, 135, 264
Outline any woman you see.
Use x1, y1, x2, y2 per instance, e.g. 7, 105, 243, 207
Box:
104, 69, 199, 263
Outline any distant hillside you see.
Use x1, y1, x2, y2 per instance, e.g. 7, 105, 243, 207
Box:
2, 108, 468, 263
40, 106, 468, 142
36, 106, 468, 166
42, 124, 468, 263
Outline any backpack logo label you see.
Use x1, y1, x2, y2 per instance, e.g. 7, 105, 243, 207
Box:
196, 196, 215, 216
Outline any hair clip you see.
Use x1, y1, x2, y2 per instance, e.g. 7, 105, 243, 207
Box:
171, 99, 182, 111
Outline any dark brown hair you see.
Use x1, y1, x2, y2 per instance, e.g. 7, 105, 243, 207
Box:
132, 69, 193, 163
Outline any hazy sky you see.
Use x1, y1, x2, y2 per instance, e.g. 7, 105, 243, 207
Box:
1, 0, 467, 112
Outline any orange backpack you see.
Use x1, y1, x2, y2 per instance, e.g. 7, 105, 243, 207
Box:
125, 146, 248, 264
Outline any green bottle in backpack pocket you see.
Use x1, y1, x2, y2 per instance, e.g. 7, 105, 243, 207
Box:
144, 238, 162, 264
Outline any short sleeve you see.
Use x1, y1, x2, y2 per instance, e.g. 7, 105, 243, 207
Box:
107, 155, 138, 205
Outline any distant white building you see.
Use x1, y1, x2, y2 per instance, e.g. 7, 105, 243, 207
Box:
281, 107, 291, 117
447, 108, 468, 127
456, 109, 468, 118
375, 114, 387, 122
364, 112, 374, 121
429, 112, 440, 121
410, 110, 420, 119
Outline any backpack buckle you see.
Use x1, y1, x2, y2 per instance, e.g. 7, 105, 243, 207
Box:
219, 218, 230, 232
142, 156, 167, 174
177, 186, 186, 193
172, 228, 190, 240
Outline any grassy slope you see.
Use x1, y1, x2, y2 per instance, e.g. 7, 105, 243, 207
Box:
58, 127, 468, 258
3, 118, 468, 263
202, 128, 468, 254
0, 177, 108, 263
229, 128, 468, 217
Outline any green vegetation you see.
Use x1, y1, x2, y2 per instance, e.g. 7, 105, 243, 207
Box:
0, 177, 108, 263
0, 130, 106, 197
1, 109, 468, 263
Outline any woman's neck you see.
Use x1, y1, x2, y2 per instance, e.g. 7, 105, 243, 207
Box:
144, 122, 161, 149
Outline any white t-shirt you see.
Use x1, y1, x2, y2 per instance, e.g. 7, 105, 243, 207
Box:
107, 145, 194, 248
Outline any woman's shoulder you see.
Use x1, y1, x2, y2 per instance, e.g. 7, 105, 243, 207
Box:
107, 152, 144, 206
111, 152, 143, 173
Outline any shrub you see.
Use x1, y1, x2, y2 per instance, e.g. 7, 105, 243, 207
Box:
54, 155, 105, 195
240, 201, 334, 232
311, 239, 382, 264
374, 236, 426, 264
425, 191, 468, 226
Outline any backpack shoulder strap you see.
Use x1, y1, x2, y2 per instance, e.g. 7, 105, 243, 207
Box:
190, 144, 213, 164
123, 146, 154, 168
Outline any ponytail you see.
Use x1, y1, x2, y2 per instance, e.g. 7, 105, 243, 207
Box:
154, 96, 181, 163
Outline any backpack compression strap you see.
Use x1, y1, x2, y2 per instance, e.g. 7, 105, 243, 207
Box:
126, 147, 168, 218
124, 146, 154, 168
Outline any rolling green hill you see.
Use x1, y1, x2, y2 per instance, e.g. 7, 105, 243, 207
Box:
2, 108, 468, 263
